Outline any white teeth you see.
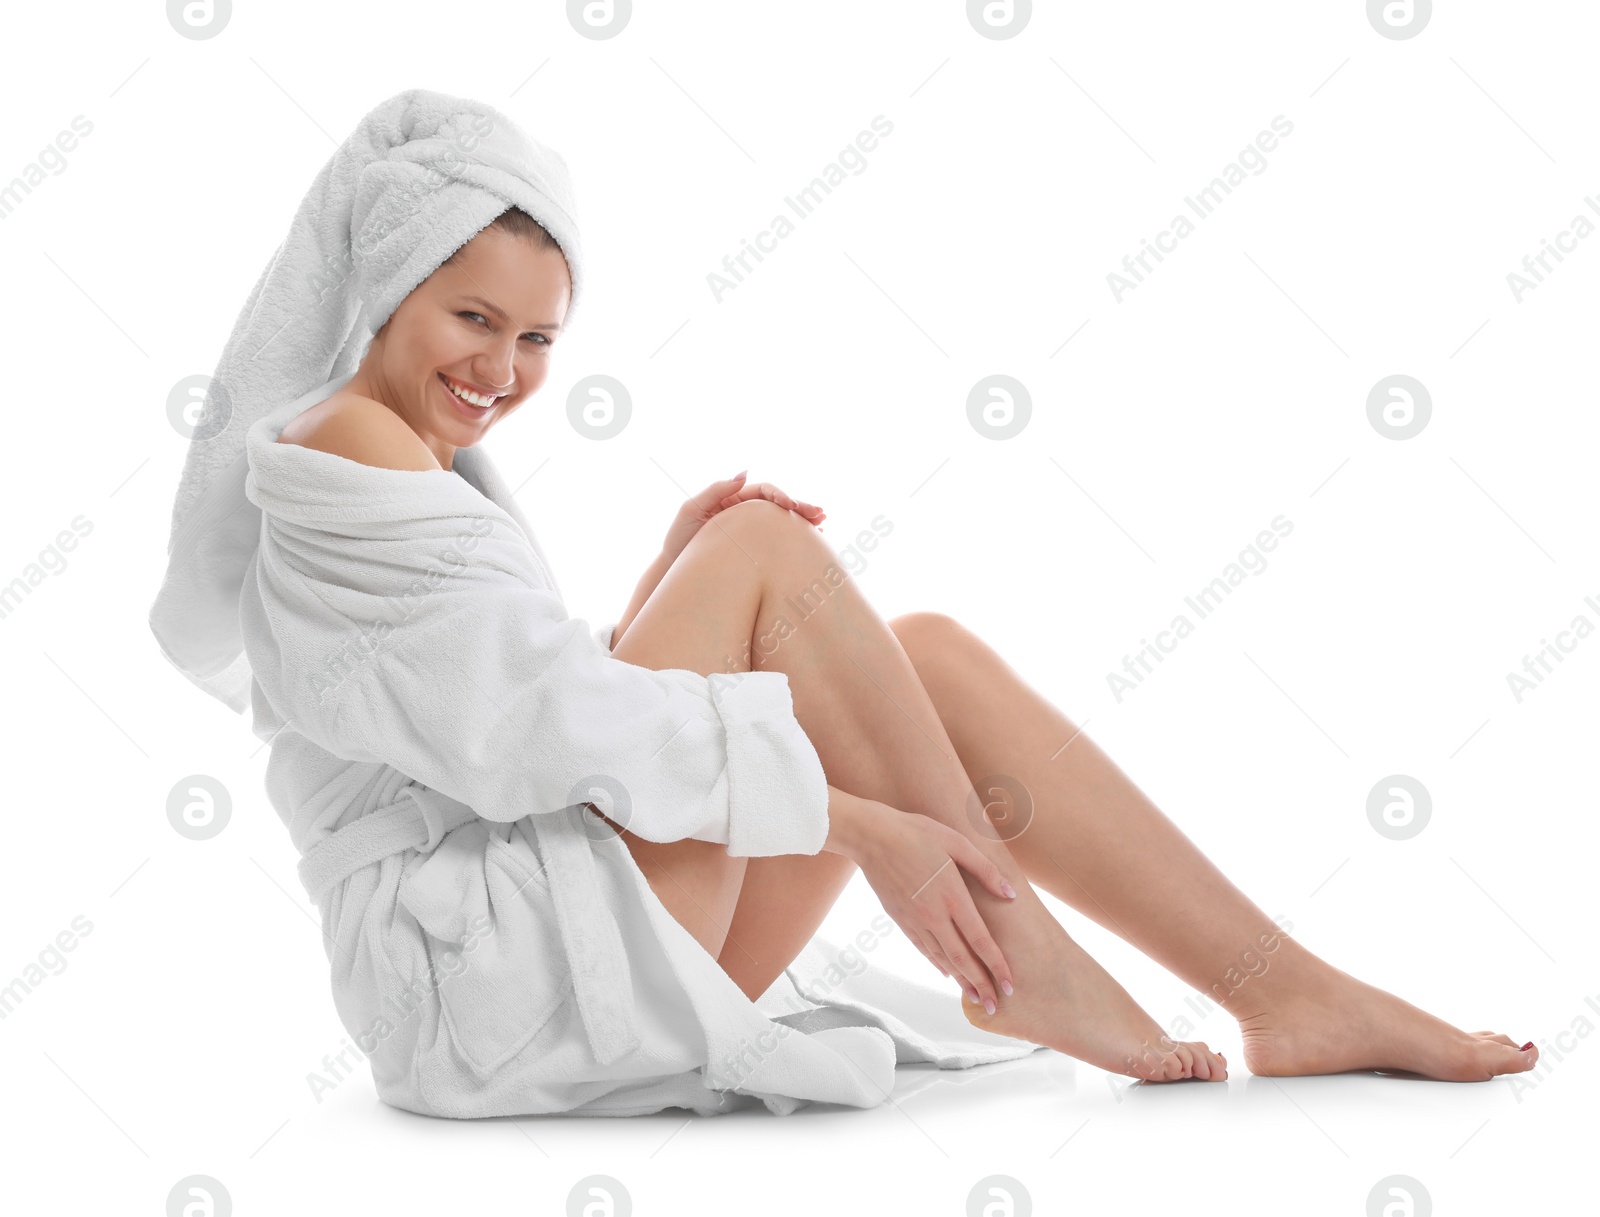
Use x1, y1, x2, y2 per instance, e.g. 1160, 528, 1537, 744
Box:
442, 375, 497, 408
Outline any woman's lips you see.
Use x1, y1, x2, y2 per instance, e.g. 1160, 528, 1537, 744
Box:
437, 371, 495, 419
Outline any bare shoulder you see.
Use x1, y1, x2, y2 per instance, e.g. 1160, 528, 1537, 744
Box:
276, 392, 441, 472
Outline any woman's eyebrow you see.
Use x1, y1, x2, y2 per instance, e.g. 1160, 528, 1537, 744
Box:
459, 294, 562, 331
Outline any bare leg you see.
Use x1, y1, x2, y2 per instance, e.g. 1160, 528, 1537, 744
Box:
606, 500, 1224, 1080
890, 611, 1541, 1082
715, 851, 859, 1001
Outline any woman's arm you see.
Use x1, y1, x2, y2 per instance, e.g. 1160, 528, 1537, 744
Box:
820, 784, 1017, 998
821, 785, 877, 858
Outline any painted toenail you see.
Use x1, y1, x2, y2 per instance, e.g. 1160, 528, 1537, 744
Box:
1520, 1041, 1534, 1051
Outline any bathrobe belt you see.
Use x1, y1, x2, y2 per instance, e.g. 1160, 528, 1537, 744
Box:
296, 784, 642, 1067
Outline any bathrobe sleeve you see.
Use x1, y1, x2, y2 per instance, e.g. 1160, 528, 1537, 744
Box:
288, 581, 830, 858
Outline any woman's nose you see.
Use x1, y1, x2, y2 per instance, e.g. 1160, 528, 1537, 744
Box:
475, 348, 516, 391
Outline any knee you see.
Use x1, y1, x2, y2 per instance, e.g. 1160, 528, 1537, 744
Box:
716, 497, 824, 555
720, 497, 809, 532
888, 611, 965, 659
680, 497, 805, 566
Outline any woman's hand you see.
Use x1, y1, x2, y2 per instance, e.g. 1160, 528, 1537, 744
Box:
660, 472, 826, 565
613, 472, 822, 648
833, 794, 1018, 1013
714, 473, 825, 524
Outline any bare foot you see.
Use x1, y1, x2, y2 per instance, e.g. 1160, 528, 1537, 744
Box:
1238, 965, 1541, 1081
960, 919, 1227, 1083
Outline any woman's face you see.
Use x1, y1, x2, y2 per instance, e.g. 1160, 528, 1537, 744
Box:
357, 224, 571, 465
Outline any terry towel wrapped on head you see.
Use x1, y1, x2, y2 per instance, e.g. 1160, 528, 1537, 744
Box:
148, 87, 1039, 1118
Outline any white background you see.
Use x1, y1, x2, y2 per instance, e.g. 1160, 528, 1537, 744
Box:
0, 1, 1592, 1213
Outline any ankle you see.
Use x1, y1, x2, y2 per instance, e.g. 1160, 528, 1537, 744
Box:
1215, 937, 1340, 1017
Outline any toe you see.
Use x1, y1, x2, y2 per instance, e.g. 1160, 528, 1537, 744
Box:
1195, 1043, 1227, 1081
1472, 1031, 1518, 1047
1477, 1040, 1537, 1078
1512, 1042, 1539, 1071
1207, 1047, 1228, 1081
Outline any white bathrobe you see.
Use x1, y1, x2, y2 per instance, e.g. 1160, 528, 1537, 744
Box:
233, 374, 1040, 1118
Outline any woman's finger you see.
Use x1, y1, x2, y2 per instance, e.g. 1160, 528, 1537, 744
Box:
730, 485, 789, 509
921, 929, 967, 994
931, 912, 998, 1013
718, 495, 824, 525
912, 927, 950, 979
943, 827, 1019, 903
695, 474, 746, 510
902, 921, 934, 967
909, 921, 975, 1000
946, 897, 1013, 1000
718, 483, 821, 517
940, 930, 995, 1012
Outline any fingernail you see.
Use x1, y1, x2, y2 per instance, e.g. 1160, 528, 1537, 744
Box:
984, 998, 996, 1015
733, 469, 747, 479
1520, 1041, 1534, 1051
967, 989, 979, 1004
1002, 883, 1017, 899
1001, 979, 1013, 996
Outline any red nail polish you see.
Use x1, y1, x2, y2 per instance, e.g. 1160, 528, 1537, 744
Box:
1520, 1041, 1534, 1051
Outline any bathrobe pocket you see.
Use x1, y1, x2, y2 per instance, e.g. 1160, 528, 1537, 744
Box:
396, 818, 572, 1079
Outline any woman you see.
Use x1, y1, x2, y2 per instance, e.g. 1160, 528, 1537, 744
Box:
288, 205, 1540, 1083
151, 90, 1536, 1119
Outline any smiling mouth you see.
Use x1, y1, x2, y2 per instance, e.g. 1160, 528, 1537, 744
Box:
437, 371, 508, 411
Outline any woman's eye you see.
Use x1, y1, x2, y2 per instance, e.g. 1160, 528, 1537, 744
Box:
461, 312, 548, 344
